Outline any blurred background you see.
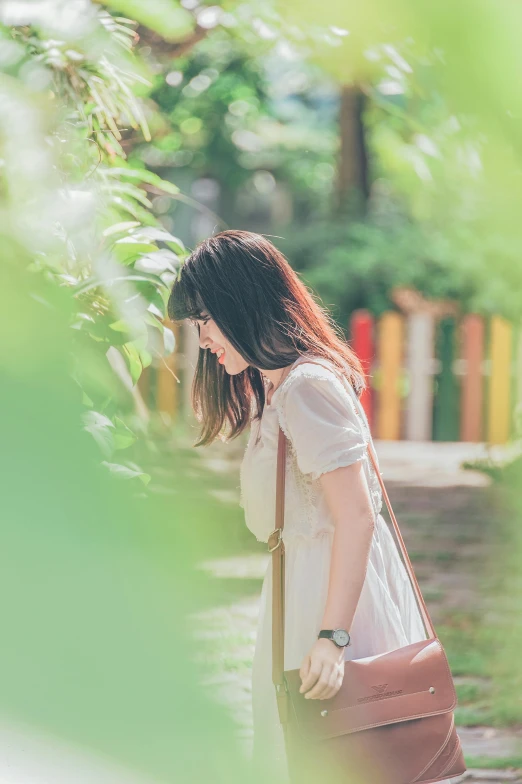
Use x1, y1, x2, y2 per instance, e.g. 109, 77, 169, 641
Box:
0, 0, 521, 781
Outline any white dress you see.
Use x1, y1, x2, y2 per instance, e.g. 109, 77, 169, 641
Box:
239, 353, 455, 783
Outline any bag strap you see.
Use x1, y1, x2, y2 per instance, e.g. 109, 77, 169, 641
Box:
270, 357, 437, 711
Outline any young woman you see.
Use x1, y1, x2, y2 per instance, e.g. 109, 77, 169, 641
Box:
168, 229, 456, 784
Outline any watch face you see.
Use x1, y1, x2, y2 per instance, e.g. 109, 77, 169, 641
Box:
333, 629, 350, 647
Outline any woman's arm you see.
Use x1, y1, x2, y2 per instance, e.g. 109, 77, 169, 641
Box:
320, 459, 375, 630
299, 460, 375, 700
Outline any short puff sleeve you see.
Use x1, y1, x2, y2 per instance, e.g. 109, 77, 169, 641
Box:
275, 365, 368, 480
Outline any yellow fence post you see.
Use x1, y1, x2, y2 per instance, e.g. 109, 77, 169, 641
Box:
487, 315, 512, 445
157, 321, 180, 422
377, 311, 404, 440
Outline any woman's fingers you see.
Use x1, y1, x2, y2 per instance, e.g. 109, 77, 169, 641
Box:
299, 659, 322, 694
299, 654, 311, 685
319, 671, 343, 700
303, 662, 334, 699
303, 664, 344, 700
299, 641, 345, 698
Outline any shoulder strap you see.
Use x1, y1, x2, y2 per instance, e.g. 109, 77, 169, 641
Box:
271, 358, 436, 704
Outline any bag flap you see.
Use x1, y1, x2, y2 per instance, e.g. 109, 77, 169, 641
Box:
283, 638, 457, 740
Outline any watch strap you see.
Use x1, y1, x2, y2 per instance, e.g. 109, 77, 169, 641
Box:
318, 629, 350, 645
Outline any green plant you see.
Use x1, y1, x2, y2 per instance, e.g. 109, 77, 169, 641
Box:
0, 3, 189, 483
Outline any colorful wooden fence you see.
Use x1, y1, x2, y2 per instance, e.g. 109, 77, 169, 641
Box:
141, 311, 521, 445
349, 310, 521, 444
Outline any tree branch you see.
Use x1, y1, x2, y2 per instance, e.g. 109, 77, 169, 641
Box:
136, 23, 209, 60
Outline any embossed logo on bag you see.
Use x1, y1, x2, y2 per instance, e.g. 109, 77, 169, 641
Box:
357, 684, 403, 704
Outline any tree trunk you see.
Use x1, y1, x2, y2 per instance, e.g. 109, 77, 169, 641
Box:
334, 85, 369, 217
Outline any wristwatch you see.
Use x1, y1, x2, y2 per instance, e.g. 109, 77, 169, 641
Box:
318, 628, 351, 648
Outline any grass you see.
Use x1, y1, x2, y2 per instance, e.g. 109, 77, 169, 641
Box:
456, 682, 483, 703
433, 550, 458, 563
465, 755, 522, 770
423, 588, 445, 603
454, 677, 496, 726
439, 609, 522, 727
456, 706, 498, 726
438, 612, 492, 678
409, 550, 458, 564
195, 627, 256, 675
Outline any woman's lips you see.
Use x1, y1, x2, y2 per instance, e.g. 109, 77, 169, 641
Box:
218, 349, 226, 364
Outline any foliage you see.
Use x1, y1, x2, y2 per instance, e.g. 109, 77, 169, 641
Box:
124, 1, 522, 324
0, 220, 260, 784
99, 0, 196, 42
129, 16, 342, 229
0, 0, 188, 481
271, 0, 522, 319
277, 213, 512, 329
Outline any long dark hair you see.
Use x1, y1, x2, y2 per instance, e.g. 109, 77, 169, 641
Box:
168, 229, 366, 446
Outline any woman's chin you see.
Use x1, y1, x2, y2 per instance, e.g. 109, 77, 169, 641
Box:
226, 359, 248, 375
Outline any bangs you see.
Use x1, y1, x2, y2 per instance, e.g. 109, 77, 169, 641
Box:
167, 267, 206, 323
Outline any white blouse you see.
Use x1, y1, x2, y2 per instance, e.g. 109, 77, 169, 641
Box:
240, 353, 384, 545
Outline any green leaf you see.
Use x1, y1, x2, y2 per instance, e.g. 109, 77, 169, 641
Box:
73, 270, 169, 296
108, 167, 180, 196
98, 0, 195, 42
102, 221, 140, 237
112, 416, 138, 450
101, 460, 151, 485
163, 325, 176, 354
108, 320, 130, 333
147, 302, 164, 319
81, 390, 94, 407
144, 310, 164, 331
110, 196, 153, 223
82, 411, 114, 428
133, 280, 167, 314
121, 342, 142, 385
86, 319, 131, 346
133, 334, 153, 368
112, 237, 158, 265
81, 410, 115, 458
139, 346, 152, 368
130, 227, 185, 252
104, 181, 153, 208
135, 250, 179, 275
71, 312, 96, 329
107, 320, 136, 344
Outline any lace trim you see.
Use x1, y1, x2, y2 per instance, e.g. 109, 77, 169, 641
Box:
285, 437, 321, 535
274, 370, 349, 537
283, 527, 334, 545
309, 450, 367, 482
239, 419, 258, 509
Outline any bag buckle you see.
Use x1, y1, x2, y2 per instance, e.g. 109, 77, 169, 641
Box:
268, 528, 282, 552
275, 680, 289, 724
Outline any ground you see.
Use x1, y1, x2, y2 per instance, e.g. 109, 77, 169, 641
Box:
155, 420, 522, 784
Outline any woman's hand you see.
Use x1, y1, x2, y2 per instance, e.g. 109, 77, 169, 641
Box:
299, 638, 345, 700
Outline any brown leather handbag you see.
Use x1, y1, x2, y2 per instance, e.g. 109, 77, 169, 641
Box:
268, 365, 467, 784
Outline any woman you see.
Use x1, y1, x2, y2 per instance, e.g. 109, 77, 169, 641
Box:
168, 229, 456, 784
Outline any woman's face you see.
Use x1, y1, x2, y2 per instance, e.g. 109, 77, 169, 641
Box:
191, 313, 249, 376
